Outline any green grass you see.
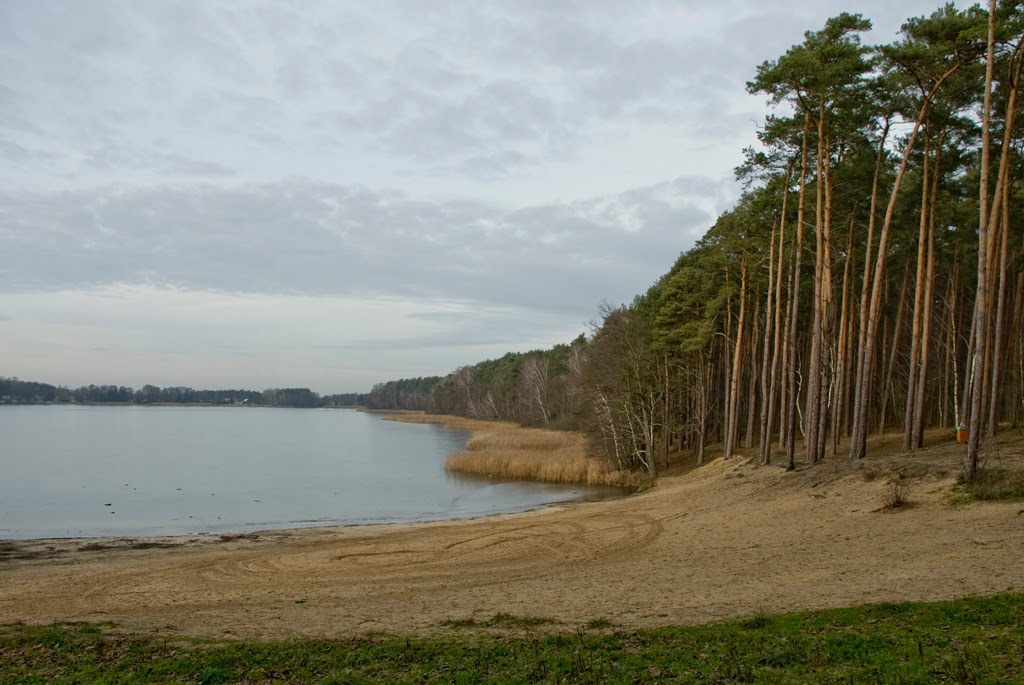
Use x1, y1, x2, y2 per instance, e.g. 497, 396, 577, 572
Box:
2, 593, 1022, 683
954, 467, 1024, 503
440, 613, 560, 629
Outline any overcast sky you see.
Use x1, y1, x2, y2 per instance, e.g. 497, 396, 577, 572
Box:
1, 0, 954, 392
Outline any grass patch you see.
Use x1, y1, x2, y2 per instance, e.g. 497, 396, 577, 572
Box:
488, 612, 559, 628
3, 593, 1024, 683
438, 617, 479, 628
956, 466, 1024, 502
739, 611, 773, 630
440, 613, 559, 629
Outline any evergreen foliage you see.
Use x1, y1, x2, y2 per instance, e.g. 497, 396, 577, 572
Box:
417, 2, 1024, 479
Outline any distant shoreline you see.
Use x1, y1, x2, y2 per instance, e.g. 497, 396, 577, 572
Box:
1, 402, 362, 409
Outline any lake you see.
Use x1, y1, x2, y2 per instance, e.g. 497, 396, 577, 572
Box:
0, 405, 623, 540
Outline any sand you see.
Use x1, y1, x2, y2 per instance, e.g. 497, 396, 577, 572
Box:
1, 429, 1022, 639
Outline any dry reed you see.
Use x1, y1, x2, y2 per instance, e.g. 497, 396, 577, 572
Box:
383, 413, 642, 487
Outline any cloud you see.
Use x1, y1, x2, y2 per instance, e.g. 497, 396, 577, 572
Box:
0, 286, 585, 390
0, 0, 960, 389
0, 175, 727, 316
0, 0, 943, 201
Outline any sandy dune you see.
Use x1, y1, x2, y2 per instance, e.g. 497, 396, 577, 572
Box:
1, 433, 1022, 639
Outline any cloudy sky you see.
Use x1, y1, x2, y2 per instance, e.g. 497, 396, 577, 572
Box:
1, 0, 951, 392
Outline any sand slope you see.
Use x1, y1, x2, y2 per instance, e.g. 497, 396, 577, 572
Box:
1, 433, 1022, 639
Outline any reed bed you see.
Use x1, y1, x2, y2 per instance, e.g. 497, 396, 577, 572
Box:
383, 413, 643, 487
445, 448, 641, 487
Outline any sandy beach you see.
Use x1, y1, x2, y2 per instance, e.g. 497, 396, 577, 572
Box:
2, 426, 1022, 640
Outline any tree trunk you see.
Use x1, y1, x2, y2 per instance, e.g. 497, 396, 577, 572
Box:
779, 255, 795, 453
904, 130, 931, 451
913, 180, 938, 446
966, 0, 997, 481
663, 354, 670, 469
761, 166, 792, 464
786, 113, 811, 470
1012, 272, 1024, 427
851, 119, 891, 458
879, 271, 911, 437
726, 261, 748, 457
815, 134, 835, 463
986, 46, 1023, 435
745, 297, 761, 449
805, 106, 826, 465
831, 226, 854, 455
941, 260, 958, 429
850, 62, 957, 459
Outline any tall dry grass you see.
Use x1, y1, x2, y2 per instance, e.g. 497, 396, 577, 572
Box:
383, 413, 643, 487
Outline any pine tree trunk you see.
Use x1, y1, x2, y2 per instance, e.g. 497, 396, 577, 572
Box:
961, 296, 978, 427
726, 262, 748, 457
879, 271, 910, 437
967, 0, 998, 481
904, 131, 931, 451
986, 47, 1022, 435
913, 182, 938, 446
851, 119, 891, 458
722, 291, 732, 446
762, 171, 792, 464
831, 227, 854, 455
816, 141, 835, 463
841, 227, 858, 437
663, 354, 670, 469
745, 298, 760, 449
763, 203, 789, 463
850, 64, 955, 458
786, 113, 811, 470
779, 256, 795, 453
805, 107, 827, 465
1011, 272, 1024, 427
942, 261, 958, 429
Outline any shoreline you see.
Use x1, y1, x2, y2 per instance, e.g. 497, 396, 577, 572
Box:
0, 486, 600, 547
0, 499, 574, 557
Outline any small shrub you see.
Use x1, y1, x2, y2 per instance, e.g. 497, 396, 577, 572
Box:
882, 475, 914, 510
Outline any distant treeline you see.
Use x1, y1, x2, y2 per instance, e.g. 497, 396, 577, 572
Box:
0, 377, 366, 408
365, 337, 587, 428
364, 376, 443, 411
431, 337, 586, 428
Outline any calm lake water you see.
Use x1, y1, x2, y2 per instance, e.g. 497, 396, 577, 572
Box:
0, 405, 623, 540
